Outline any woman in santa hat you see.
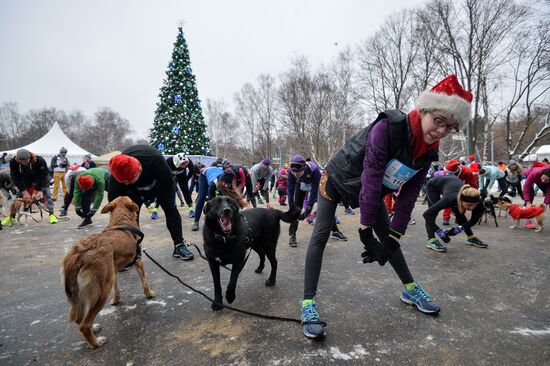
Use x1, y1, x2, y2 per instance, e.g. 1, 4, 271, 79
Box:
300, 75, 473, 339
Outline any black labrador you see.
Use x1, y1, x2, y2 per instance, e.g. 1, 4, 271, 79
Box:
202, 196, 298, 310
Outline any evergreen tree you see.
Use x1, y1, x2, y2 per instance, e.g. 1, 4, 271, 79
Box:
150, 27, 211, 155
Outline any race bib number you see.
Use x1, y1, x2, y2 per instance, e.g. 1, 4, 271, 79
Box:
383, 159, 419, 190
300, 182, 312, 192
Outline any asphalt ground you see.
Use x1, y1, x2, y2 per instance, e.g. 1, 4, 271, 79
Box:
0, 192, 549, 365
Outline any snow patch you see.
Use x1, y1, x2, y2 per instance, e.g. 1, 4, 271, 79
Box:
511, 327, 550, 336
330, 347, 353, 360
123, 304, 137, 310
30, 320, 41, 326
99, 307, 116, 316
146, 300, 166, 307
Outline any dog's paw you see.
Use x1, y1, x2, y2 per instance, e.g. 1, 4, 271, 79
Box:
110, 298, 120, 306
145, 289, 156, 299
211, 301, 223, 311
95, 336, 108, 348
225, 290, 236, 304
92, 324, 101, 333
265, 278, 276, 287
254, 266, 264, 273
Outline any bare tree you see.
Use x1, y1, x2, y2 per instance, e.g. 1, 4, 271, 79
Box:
234, 83, 260, 163
278, 57, 314, 154
356, 9, 420, 115
426, 0, 529, 155
254, 74, 278, 159
81, 108, 133, 155
205, 99, 239, 160
0, 102, 23, 150
503, 20, 550, 159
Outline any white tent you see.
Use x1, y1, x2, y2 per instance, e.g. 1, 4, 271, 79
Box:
4, 122, 92, 166
535, 145, 550, 161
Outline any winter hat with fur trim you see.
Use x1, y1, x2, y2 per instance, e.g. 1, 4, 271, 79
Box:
77, 175, 94, 191
415, 75, 473, 129
444, 159, 462, 175
109, 154, 141, 183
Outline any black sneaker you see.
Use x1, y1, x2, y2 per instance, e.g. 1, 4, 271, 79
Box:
173, 243, 194, 260
289, 234, 298, 247
191, 221, 199, 231
331, 231, 348, 241
78, 217, 93, 229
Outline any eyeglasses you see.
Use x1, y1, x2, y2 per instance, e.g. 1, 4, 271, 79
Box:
290, 162, 304, 172
431, 113, 460, 134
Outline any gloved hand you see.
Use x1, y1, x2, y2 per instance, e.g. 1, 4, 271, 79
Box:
480, 189, 488, 199
75, 208, 84, 218
361, 248, 376, 264
358, 227, 399, 266
298, 207, 312, 221
436, 228, 451, 243
445, 226, 463, 236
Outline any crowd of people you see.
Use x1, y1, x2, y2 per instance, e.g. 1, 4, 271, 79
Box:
1, 75, 549, 340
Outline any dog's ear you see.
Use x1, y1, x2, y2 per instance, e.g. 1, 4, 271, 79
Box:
125, 200, 139, 212
203, 201, 210, 215
101, 202, 114, 214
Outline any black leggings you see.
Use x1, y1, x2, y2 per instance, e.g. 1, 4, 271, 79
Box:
303, 178, 413, 300
129, 190, 183, 246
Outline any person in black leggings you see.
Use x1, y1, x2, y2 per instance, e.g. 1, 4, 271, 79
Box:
423, 175, 486, 253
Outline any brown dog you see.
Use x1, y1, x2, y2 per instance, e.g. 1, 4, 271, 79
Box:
61, 196, 155, 348
496, 197, 546, 232
7, 191, 43, 226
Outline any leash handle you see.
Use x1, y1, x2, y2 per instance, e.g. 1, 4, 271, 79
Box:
142, 249, 302, 324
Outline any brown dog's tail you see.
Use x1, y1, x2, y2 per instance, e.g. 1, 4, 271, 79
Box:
278, 207, 301, 223
62, 255, 101, 325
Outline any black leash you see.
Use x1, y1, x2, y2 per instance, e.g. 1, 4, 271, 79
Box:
142, 249, 303, 324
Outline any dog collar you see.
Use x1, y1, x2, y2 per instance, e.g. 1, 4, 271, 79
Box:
104, 225, 144, 266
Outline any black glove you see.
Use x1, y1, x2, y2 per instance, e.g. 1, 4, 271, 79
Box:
360, 247, 377, 264
436, 229, 451, 243
75, 208, 84, 218
445, 226, 463, 236
298, 207, 312, 221
358, 227, 399, 266
480, 189, 488, 199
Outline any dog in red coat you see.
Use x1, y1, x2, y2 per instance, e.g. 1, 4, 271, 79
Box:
496, 197, 546, 232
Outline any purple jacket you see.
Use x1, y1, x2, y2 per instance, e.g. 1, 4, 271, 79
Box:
523, 167, 550, 204
360, 120, 430, 235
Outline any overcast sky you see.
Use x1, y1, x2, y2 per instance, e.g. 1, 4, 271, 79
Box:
0, 0, 427, 138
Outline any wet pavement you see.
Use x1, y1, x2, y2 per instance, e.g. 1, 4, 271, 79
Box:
1, 195, 549, 365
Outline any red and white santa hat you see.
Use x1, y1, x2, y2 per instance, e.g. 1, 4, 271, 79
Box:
444, 159, 462, 175
415, 75, 473, 129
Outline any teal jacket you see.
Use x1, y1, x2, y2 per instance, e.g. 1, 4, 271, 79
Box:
478, 166, 505, 191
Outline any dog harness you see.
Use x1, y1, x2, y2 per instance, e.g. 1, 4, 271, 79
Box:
213, 214, 254, 246
104, 225, 145, 267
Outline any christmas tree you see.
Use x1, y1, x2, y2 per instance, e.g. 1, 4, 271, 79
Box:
150, 27, 211, 155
